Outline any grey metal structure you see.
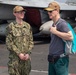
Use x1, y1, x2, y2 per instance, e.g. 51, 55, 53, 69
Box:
0, 0, 76, 36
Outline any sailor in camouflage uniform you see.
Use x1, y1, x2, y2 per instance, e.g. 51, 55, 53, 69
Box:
6, 5, 34, 75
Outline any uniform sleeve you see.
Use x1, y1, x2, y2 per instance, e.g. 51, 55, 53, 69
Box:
28, 26, 34, 54
6, 24, 21, 55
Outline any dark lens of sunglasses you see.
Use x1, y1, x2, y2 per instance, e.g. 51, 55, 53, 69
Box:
15, 11, 25, 14
49, 11, 52, 13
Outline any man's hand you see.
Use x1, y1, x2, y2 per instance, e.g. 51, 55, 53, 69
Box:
50, 26, 57, 34
24, 54, 30, 60
18, 53, 30, 60
18, 53, 25, 60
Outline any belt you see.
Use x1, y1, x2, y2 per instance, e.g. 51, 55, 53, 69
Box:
48, 54, 68, 63
60, 53, 68, 57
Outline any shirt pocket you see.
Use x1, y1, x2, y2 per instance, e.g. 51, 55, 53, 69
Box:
22, 28, 30, 37
12, 28, 22, 37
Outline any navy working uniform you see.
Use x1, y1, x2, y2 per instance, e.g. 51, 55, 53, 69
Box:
6, 5, 34, 75
6, 21, 34, 75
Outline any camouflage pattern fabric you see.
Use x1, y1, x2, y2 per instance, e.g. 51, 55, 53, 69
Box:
6, 21, 34, 75
8, 53, 31, 75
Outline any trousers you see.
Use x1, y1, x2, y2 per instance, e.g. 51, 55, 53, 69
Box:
48, 56, 69, 75
8, 55, 31, 75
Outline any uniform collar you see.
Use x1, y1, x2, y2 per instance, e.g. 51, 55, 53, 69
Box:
13, 21, 26, 28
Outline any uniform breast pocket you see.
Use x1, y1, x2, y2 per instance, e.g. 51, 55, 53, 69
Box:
12, 27, 30, 37
22, 29, 30, 37
12, 30, 22, 37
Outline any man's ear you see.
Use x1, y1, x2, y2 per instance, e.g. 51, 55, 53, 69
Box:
13, 12, 16, 16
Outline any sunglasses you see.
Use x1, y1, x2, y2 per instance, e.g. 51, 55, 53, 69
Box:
48, 11, 53, 13
48, 9, 56, 13
15, 10, 25, 14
